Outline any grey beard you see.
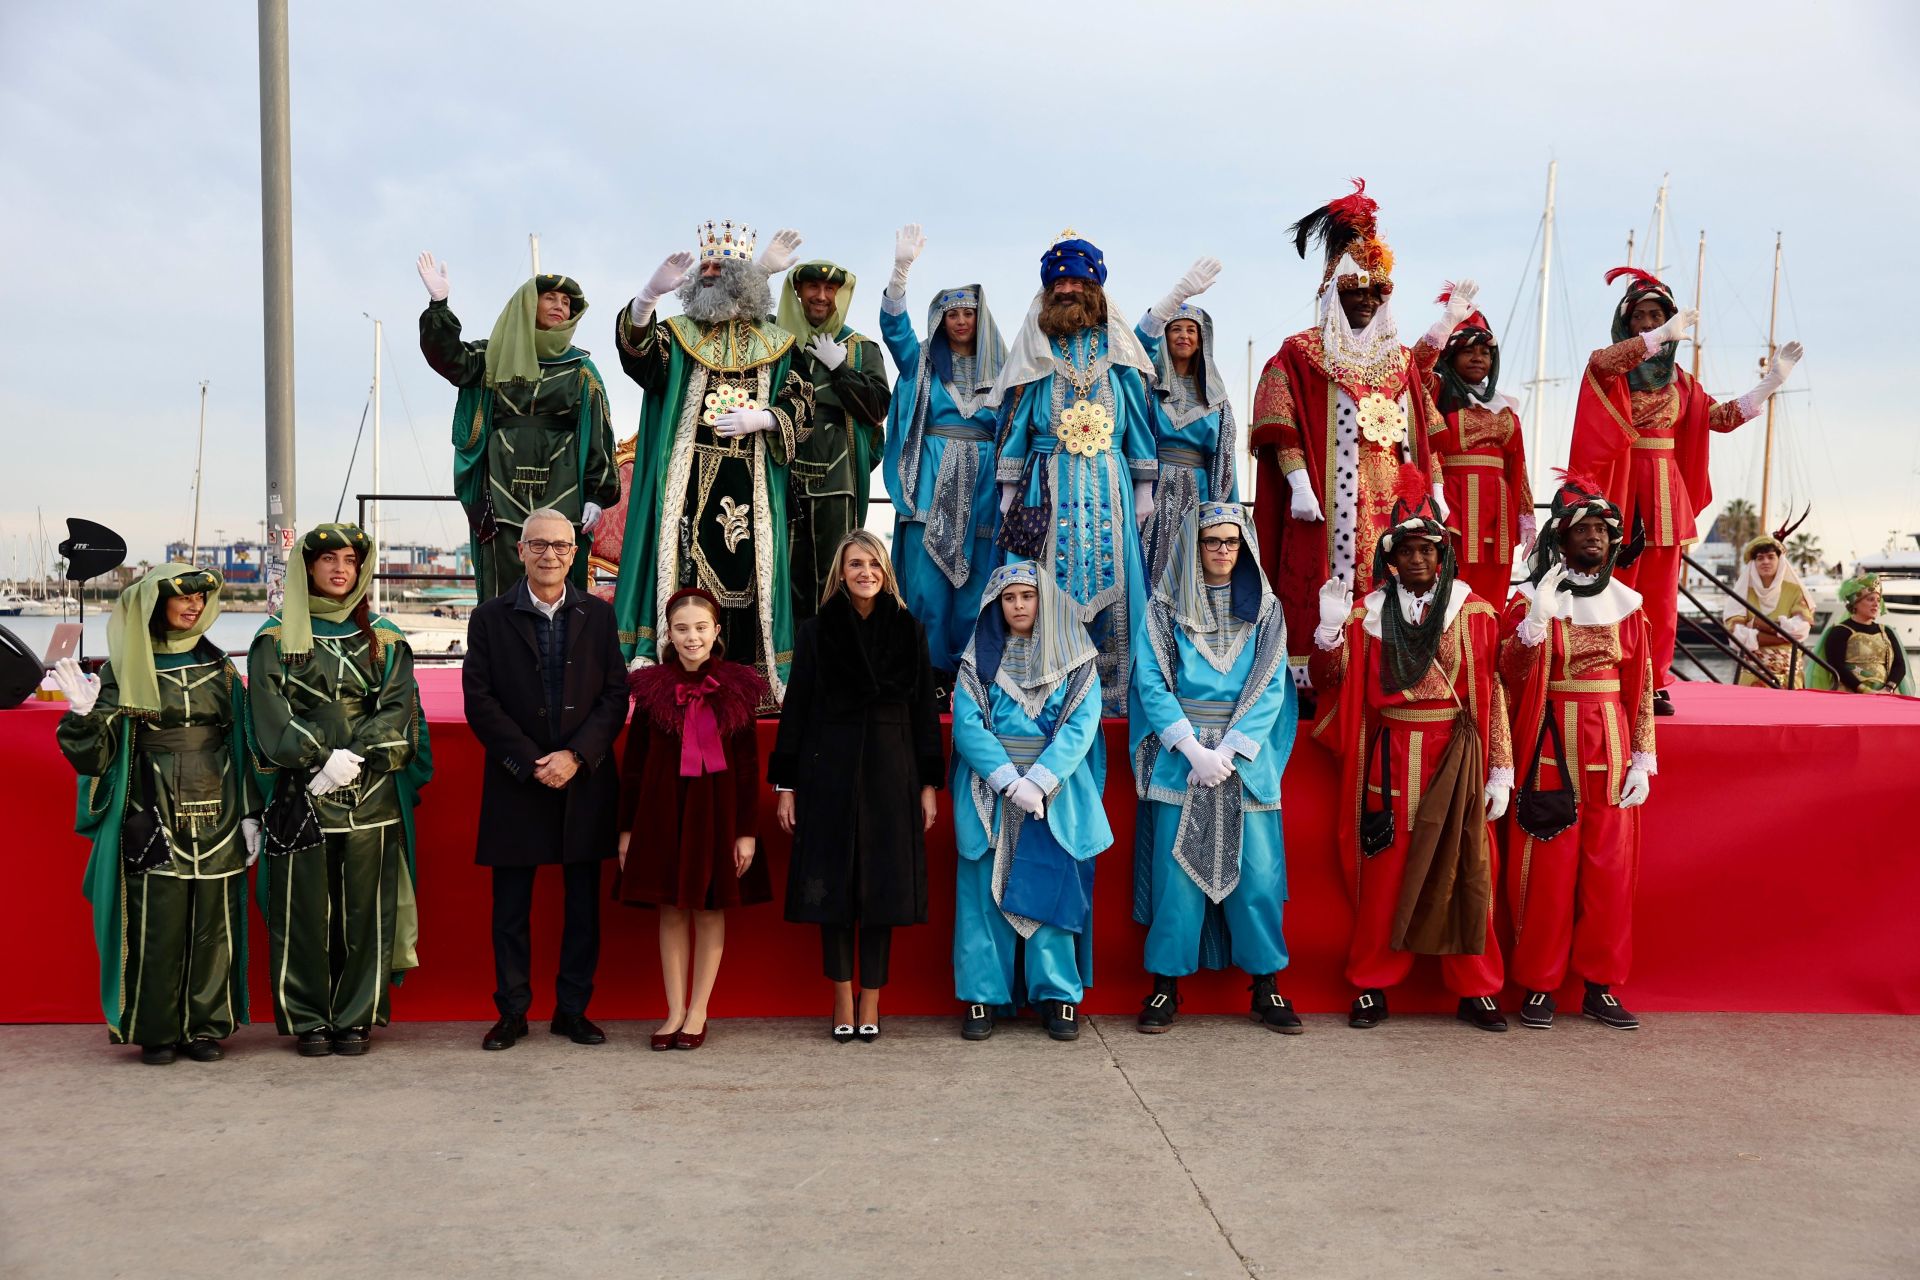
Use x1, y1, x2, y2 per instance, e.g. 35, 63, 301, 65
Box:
678, 261, 773, 325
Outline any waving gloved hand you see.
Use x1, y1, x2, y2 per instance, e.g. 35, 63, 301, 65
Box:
307, 747, 365, 796
631, 251, 698, 325
51, 656, 101, 716
713, 408, 776, 439
807, 332, 847, 371
1151, 256, 1222, 322
1443, 279, 1480, 326
755, 228, 804, 277
1518, 564, 1566, 645
1648, 307, 1699, 348
1005, 777, 1046, 817
1618, 766, 1651, 809
1315, 574, 1353, 649
889, 223, 926, 296
1767, 340, 1804, 386
416, 251, 450, 302
1287, 471, 1324, 523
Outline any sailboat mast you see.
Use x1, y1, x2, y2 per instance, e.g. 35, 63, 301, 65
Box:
371, 317, 383, 614
1690, 231, 1706, 381
1653, 174, 1669, 277
1244, 336, 1254, 504
529, 232, 541, 277
258, 0, 297, 611
1530, 160, 1557, 495
1759, 233, 1782, 530
1625, 229, 1635, 268
191, 381, 208, 568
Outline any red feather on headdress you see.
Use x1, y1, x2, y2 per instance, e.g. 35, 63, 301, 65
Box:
1604, 265, 1668, 291
1327, 177, 1377, 229
1552, 466, 1605, 497
1772, 505, 1811, 543
1393, 462, 1429, 513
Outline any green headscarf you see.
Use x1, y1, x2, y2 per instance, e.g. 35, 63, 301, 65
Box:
275, 524, 375, 661
483, 274, 587, 387
776, 261, 856, 341
106, 563, 224, 716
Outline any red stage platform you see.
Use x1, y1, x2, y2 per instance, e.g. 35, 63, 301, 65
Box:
5, 673, 1917, 1025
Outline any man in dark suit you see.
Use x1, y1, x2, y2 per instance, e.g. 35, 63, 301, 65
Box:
463, 508, 630, 1049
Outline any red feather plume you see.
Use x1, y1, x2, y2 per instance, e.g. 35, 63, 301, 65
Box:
1327, 177, 1378, 229
1392, 462, 1429, 512
1552, 466, 1604, 497
1604, 265, 1668, 291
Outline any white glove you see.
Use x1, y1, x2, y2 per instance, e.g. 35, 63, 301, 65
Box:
1005, 777, 1046, 817
1315, 573, 1353, 649
713, 408, 776, 439
1424, 278, 1479, 345
1731, 623, 1760, 652
1516, 513, 1538, 562
241, 817, 262, 868
807, 332, 847, 371
1780, 615, 1811, 643
1134, 481, 1156, 527
416, 251, 449, 302
1287, 471, 1324, 523
1431, 482, 1450, 524
1150, 256, 1222, 322
999, 483, 1017, 516
889, 223, 925, 296
1646, 307, 1699, 350
308, 747, 365, 796
1765, 340, 1803, 387
1618, 766, 1650, 809
52, 657, 101, 716
1177, 739, 1236, 789
627, 655, 652, 673
1519, 564, 1566, 646
580, 502, 603, 534
1484, 780, 1511, 822
631, 251, 698, 325
755, 228, 803, 277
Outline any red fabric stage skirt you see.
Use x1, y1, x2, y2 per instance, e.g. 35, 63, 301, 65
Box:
4, 675, 1917, 1022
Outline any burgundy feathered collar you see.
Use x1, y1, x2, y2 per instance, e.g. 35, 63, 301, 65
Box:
629, 658, 765, 738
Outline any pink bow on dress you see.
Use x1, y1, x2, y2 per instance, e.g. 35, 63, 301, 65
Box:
675, 675, 729, 777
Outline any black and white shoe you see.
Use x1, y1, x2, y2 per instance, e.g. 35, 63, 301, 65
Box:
1517, 990, 1555, 1029
1457, 996, 1509, 1033
961, 1003, 995, 1041
1250, 975, 1303, 1034
856, 1022, 881, 1043
830, 1023, 856, 1044
1582, 983, 1640, 1030
1042, 1000, 1080, 1042
1137, 976, 1179, 1034
1348, 988, 1388, 1029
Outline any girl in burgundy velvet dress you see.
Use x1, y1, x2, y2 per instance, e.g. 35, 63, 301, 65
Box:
618, 588, 770, 1049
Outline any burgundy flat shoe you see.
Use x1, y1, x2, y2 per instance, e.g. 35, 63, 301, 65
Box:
672, 1027, 706, 1050
649, 1031, 676, 1051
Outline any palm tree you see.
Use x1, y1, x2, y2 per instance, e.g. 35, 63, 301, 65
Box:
1713, 497, 1760, 549
1786, 532, 1823, 573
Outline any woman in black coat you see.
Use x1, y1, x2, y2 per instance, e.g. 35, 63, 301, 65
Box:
771, 530, 944, 1041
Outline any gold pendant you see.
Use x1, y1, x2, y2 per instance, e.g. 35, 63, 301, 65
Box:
715, 496, 753, 553
1356, 391, 1408, 447
1059, 398, 1116, 457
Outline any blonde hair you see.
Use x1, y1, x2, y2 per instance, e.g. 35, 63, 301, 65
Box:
822, 529, 906, 610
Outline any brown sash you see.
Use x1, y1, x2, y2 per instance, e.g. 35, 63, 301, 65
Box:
1389, 707, 1491, 956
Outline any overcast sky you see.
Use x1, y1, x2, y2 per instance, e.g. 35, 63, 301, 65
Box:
4, 0, 1917, 576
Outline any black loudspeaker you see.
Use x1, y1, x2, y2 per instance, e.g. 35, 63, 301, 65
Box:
0, 625, 40, 708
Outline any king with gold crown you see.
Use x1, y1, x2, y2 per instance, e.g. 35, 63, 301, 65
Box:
610, 219, 816, 701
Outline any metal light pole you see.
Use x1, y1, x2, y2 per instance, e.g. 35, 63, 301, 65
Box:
258, 0, 296, 607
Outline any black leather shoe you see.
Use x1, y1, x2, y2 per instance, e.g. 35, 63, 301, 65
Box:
550, 1012, 607, 1045
1348, 988, 1388, 1028
296, 1030, 334, 1057
180, 1038, 224, 1061
1582, 983, 1640, 1030
1457, 996, 1509, 1033
1250, 975, 1303, 1034
482, 1015, 528, 1050
331, 1026, 371, 1056
1517, 990, 1556, 1029
140, 1044, 176, 1065
1137, 975, 1179, 1034
1042, 1000, 1080, 1041
1652, 689, 1676, 717
961, 1003, 995, 1041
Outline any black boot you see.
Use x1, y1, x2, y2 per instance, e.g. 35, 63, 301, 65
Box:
960, 1003, 995, 1041
1348, 988, 1388, 1029
1517, 990, 1556, 1029
1456, 996, 1509, 1033
1042, 1000, 1081, 1041
1582, 982, 1640, 1029
1250, 975, 1303, 1034
139, 1044, 176, 1065
1136, 976, 1179, 1034
179, 1038, 225, 1061
295, 1029, 333, 1057
331, 1026, 372, 1056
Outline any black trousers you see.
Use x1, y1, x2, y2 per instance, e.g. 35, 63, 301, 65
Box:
491, 861, 601, 1018
820, 922, 892, 989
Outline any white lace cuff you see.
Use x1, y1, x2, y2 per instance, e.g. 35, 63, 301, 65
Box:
1024, 763, 1061, 797
1487, 767, 1515, 791
1220, 730, 1260, 762
1641, 331, 1664, 357
1159, 719, 1195, 751
985, 763, 1020, 794
1313, 623, 1344, 652
1518, 614, 1549, 647
1630, 752, 1657, 776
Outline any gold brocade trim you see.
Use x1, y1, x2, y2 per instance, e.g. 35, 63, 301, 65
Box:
1548, 678, 1621, 692
1656, 457, 1674, 544
1406, 729, 1425, 827
666, 316, 794, 373
1466, 473, 1481, 562
1630, 438, 1676, 450
1298, 330, 1411, 399
1603, 699, 1624, 805
1444, 452, 1504, 467
1585, 367, 1637, 441
1562, 701, 1581, 793
1381, 706, 1457, 723
464, 401, 485, 450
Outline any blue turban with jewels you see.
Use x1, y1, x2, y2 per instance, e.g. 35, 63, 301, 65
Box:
1041, 236, 1107, 288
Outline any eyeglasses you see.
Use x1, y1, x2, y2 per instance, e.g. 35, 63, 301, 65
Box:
520, 539, 575, 558
1200, 537, 1242, 553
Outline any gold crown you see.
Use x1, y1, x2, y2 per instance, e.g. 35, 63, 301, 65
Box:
697, 219, 756, 263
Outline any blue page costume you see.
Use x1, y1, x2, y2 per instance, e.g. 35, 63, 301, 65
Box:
1136, 302, 1239, 591
950, 563, 1111, 1037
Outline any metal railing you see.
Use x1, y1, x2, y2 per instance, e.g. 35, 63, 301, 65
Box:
1677, 548, 1839, 687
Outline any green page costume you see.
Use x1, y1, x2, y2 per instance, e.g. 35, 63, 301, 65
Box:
248, 526, 433, 1037
776, 262, 891, 621
422, 276, 619, 600
56, 564, 267, 1047
611, 309, 816, 700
